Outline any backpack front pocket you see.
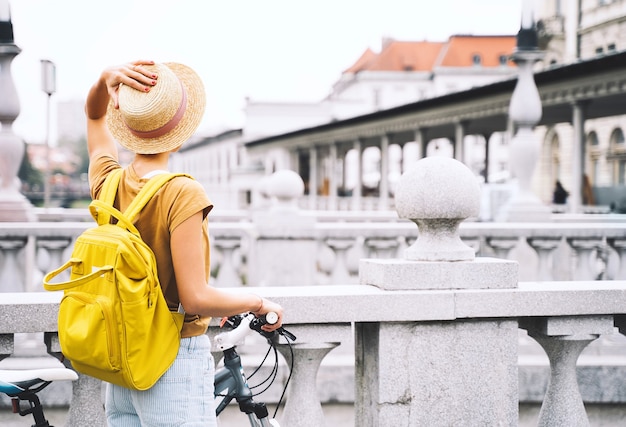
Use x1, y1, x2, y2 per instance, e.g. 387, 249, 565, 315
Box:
58, 292, 121, 372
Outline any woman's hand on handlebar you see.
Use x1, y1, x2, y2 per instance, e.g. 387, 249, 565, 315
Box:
253, 298, 283, 332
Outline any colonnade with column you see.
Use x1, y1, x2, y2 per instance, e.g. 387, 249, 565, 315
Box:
295, 126, 506, 211
281, 100, 598, 213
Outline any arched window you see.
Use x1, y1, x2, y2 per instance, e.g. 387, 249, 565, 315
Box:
609, 128, 626, 185
472, 54, 482, 66
587, 131, 599, 146
611, 128, 625, 147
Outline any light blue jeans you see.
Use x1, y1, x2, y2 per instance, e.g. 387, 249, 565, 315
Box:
105, 334, 217, 427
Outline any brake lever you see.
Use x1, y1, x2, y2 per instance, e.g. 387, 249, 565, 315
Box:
278, 328, 297, 342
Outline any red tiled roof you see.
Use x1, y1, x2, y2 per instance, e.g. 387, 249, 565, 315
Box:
343, 35, 516, 73
439, 35, 516, 67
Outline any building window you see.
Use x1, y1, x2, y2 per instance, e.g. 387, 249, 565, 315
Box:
498, 55, 508, 66
610, 128, 625, 185
595, 47, 604, 55
608, 43, 616, 52
587, 131, 599, 146
612, 128, 625, 146
472, 54, 482, 66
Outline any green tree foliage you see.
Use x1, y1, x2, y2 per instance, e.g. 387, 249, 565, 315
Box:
18, 143, 44, 192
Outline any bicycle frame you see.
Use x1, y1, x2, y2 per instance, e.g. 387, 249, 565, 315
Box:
213, 312, 293, 427
214, 347, 276, 427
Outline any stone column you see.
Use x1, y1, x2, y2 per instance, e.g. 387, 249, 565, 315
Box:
0, 12, 35, 222
328, 143, 338, 210
413, 128, 426, 160
570, 101, 587, 213
454, 121, 467, 164
308, 146, 318, 209
350, 138, 362, 210
378, 134, 389, 210
357, 156, 519, 426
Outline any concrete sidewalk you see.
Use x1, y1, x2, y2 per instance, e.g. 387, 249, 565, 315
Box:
0, 403, 356, 426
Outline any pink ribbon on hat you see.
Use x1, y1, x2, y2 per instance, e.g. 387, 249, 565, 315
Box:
125, 81, 188, 139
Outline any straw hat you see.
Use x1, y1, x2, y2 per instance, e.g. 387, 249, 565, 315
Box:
106, 62, 206, 154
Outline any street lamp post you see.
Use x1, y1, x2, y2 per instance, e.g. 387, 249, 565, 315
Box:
41, 59, 56, 209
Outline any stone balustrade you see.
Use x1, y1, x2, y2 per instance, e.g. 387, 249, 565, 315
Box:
1, 283, 625, 426
1, 219, 624, 293
2, 160, 626, 426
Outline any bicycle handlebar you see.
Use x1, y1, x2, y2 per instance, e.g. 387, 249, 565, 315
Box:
213, 312, 296, 351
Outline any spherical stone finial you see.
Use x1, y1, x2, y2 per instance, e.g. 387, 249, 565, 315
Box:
267, 169, 305, 205
395, 156, 480, 261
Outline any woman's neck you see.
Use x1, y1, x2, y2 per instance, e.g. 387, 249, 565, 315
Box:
131, 153, 170, 178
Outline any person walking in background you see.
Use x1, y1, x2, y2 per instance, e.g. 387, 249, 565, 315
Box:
85, 59, 283, 426
552, 180, 569, 205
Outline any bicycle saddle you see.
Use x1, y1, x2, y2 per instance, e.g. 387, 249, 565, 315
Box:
0, 368, 78, 395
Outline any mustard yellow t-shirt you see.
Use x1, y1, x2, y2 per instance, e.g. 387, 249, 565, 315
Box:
88, 154, 212, 338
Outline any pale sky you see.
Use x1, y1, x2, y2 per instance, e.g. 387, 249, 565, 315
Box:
6, 0, 524, 144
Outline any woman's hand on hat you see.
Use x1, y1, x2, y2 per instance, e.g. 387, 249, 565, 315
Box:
103, 60, 159, 109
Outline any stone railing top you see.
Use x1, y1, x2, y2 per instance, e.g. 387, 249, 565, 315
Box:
3, 219, 626, 242
3, 282, 624, 336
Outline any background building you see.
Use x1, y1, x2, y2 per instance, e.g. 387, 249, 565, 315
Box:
174, 35, 519, 211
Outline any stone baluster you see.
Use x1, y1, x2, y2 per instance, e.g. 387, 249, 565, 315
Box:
212, 237, 243, 287
0, 237, 28, 292
324, 237, 356, 284
461, 236, 481, 254
364, 236, 401, 259
607, 238, 626, 280
567, 237, 603, 280
358, 157, 519, 426
36, 236, 73, 284
486, 236, 519, 259
520, 316, 614, 426
276, 324, 347, 427
527, 237, 562, 281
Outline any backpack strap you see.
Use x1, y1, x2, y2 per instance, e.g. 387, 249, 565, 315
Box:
93, 169, 124, 225
123, 172, 191, 223
100, 168, 124, 206
91, 169, 191, 229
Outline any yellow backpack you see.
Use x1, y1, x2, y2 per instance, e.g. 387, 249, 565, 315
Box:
43, 169, 187, 390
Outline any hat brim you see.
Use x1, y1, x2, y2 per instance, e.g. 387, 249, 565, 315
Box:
106, 62, 206, 155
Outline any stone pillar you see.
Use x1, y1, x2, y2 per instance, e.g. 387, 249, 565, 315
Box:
308, 147, 318, 209
454, 121, 467, 164
378, 134, 389, 210
328, 143, 338, 210
357, 156, 519, 426
350, 138, 362, 210
0, 12, 35, 222
413, 128, 426, 160
570, 101, 587, 213
249, 169, 317, 286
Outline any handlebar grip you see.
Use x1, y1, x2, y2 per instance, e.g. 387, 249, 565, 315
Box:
260, 312, 279, 325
